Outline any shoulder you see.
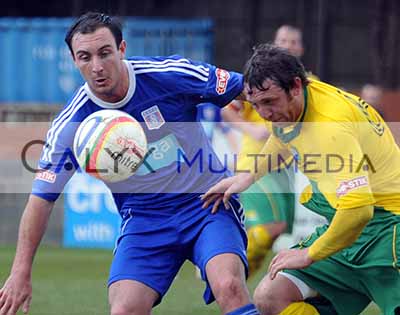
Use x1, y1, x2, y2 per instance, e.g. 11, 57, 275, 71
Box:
53, 86, 91, 124
307, 80, 361, 122
127, 55, 210, 82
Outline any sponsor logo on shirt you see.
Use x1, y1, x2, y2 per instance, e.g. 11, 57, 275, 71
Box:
215, 68, 230, 95
35, 170, 57, 183
336, 175, 368, 197
141, 105, 165, 130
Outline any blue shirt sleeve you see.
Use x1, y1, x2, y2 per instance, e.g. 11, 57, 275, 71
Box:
31, 114, 79, 202
201, 65, 243, 107
129, 55, 243, 108
174, 57, 243, 107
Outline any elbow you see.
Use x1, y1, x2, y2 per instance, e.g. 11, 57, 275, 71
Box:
358, 205, 374, 226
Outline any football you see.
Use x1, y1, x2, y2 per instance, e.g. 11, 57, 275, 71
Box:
73, 109, 147, 183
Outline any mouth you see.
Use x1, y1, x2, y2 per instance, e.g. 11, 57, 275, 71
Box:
94, 78, 108, 86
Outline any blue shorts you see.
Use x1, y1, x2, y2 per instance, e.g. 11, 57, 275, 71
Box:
108, 195, 248, 306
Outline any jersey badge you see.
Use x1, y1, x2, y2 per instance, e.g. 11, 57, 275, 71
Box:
215, 68, 230, 95
141, 105, 166, 130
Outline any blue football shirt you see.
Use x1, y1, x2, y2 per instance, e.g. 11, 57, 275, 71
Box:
32, 56, 243, 216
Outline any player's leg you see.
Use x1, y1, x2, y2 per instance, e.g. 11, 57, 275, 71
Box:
191, 197, 259, 314
107, 215, 186, 315
109, 280, 158, 315
356, 217, 400, 315
366, 267, 400, 315
205, 253, 254, 313
255, 225, 371, 315
253, 273, 317, 315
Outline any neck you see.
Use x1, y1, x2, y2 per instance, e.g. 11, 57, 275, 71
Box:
294, 94, 305, 122
112, 61, 129, 102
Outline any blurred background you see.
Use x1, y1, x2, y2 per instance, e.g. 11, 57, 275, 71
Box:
0, 1, 396, 314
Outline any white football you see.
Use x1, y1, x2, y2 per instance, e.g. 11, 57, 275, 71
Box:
73, 109, 147, 183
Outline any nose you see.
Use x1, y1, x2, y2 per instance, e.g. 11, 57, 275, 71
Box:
91, 56, 104, 74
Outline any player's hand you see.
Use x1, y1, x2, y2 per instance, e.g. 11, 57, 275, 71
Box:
0, 273, 32, 315
201, 173, 255, 213
268, 248, 314, 280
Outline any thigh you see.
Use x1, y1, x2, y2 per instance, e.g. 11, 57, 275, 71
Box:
190, 204, 248, 304
108, 231, 185, 306
205, 253, 247, 288
254, 273, 304, 314
285, 259, 371, 315
109, 279, 159, 315
361, 265, 400, 314
205, 253, 248, 296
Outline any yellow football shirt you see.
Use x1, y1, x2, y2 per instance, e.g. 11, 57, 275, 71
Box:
255, 79, 400, 215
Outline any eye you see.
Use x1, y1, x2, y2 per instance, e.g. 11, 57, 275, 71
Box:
77, 54, 90, 62
100, 50, 111, 58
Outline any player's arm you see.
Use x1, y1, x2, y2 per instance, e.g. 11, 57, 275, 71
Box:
308, 205, 373, 261
221, 101, 270, 141
0, 195, 54, 315
202, 134, 290, 211
308, 133, 376, 260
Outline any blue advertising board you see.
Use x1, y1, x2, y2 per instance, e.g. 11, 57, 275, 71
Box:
63, 173, 121, 249
0, 17, 213, 104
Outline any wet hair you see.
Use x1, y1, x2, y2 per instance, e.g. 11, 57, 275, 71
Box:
65, 12, 123, 55
243, 43, 308, 94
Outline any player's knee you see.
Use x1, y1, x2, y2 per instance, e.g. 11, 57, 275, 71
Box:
254, 285, 272, 314
213, 275, 247, 305
254, 281, 286, 315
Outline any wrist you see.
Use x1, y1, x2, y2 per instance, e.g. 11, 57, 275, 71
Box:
11, 261, 32, 278
307, 245, 321, 262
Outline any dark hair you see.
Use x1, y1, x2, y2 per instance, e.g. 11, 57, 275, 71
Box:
65, 12, 123, 55
243, 43, 308, 94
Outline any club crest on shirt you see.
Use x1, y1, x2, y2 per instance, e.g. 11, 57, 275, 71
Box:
215, 68, 230, 95
336, 175, 368, 197
141, 105, 165, 130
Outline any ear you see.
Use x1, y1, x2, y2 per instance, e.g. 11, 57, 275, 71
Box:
291, 77, 303, 97
119, 40, 127, 59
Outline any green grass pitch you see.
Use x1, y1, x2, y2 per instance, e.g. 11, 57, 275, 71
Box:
0, 247, 380, 314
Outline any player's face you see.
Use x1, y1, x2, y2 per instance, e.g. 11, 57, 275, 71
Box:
274, 29, 304, 58
71, 27, 127, 102
245, 78, 304, 127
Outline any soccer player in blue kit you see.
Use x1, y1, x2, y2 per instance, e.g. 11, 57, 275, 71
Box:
0, 12, 260, 315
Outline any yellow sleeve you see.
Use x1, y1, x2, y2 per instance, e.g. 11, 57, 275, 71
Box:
308, 205, 373, 261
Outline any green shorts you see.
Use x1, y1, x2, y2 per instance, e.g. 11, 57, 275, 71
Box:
285, 209, 400, 315
241, 169, 295, 233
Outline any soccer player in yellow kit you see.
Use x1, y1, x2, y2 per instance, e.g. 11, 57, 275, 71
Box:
202, 44, 400, 315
